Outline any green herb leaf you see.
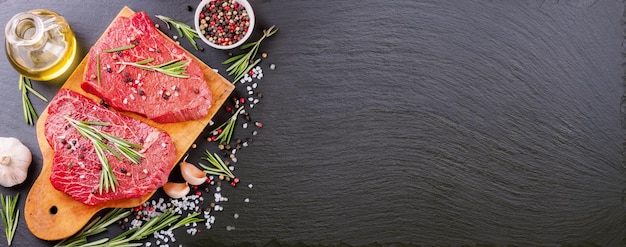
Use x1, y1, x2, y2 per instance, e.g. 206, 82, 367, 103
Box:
103, 209, 203, 246
155, 15, 200, 50
209, 106, 244, 145
18, 75, 48, 125
54, 208, 131, 247
116, 58, 190, 78
0, 193, 19, 246
65, 117, 144, 194
221, 53, 246, 65
222, 26, 278, 84
103, 44, 136, 53
96, 53, 102, 86
199, 150, 235, 179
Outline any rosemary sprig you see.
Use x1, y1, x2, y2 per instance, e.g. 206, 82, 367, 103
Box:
54, 208, 131, 247
104, 210, 203, 246
210, 107, 244, 144
103, 44, 136, 53
65, 117, 144, 194
222, 25, 278, 83
0, 193, 19, 246
96, 53, 101, 86
116, 58, 190, 78
199, 150, 235, 179
18, 75, 48, 125
155, 15, 200, 50
56, 209, 203, 247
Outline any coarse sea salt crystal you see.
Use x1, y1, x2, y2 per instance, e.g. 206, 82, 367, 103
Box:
270, 64, 276, 70
248, 183, 253, 189
244, 198, 250, 203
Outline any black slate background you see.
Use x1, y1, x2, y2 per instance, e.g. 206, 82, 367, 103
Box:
0, 0, 625, 246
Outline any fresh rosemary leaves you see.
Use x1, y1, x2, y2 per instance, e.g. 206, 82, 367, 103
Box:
0, 193, 19, 246
103, 44, 136, 53
116, 58, 190, 78
65, 117, 144, 194
222, 25, 278, 83
18, 75, 48, 125
54, 208, 131, 247
155, 15, 200, 50
199, 150, 235, 179
210, 106, 244, 145
96, 53, 102, 86
56, 209, 203, 247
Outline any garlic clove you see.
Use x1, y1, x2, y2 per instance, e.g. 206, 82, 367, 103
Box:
180, 161, 207, 186
163, 182, 190, 199
0, 137, 32, 187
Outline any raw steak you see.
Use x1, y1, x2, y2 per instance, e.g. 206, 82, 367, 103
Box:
82, 11, 212, 123
45, 89, 176, 205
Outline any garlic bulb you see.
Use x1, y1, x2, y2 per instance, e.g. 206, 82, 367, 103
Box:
163, 182, 190, 199
0, 137, 32, 187
180, 161, 207, 185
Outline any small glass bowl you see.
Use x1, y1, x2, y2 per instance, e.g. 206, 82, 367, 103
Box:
194, 0, 255, 50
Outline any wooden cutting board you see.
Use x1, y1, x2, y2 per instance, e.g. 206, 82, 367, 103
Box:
24, 6, 234, 241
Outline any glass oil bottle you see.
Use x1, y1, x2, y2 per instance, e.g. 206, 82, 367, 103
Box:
5, 9, 77, 81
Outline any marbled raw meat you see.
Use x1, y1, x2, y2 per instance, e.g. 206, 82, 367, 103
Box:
82, 11, 212, 123
45, 89, 176, 205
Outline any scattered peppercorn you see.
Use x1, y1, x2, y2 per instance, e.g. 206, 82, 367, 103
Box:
100, 99, 109, 108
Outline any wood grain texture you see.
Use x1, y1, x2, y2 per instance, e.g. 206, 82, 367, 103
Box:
24, 6, 234, 241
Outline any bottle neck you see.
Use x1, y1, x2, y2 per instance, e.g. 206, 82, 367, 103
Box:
5, 13, 48, 49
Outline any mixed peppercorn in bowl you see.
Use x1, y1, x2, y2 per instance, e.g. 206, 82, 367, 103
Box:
194, 0, 255, 50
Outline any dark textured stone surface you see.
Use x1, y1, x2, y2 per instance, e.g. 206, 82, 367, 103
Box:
0, 0, 624, 246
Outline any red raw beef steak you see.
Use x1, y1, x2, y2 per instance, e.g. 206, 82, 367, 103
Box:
45, 89, 176, 205
82, 11, 212, 123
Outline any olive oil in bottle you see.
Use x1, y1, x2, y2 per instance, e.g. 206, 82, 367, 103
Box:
5, 9, 77, 81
